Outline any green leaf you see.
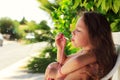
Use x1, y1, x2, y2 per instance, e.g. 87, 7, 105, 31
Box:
111, 19, 120, 32
101, 0, 106, 11
108, 0, 112, 9
112, 0, 120, 13
85, 1, 94, 11
72, 0, 81, 9
96, 0, 102, 8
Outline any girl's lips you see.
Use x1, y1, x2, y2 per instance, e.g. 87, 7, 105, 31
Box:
71, 38, 74, 41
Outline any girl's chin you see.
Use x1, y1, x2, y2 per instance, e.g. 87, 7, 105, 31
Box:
72, 42, 79, 48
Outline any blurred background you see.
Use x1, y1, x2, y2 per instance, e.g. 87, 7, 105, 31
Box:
0, 0, 120, 80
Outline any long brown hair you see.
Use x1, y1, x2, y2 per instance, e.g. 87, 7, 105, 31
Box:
82, 12, 117, 78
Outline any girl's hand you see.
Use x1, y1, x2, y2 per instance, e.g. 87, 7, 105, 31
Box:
55, 33, 66, 50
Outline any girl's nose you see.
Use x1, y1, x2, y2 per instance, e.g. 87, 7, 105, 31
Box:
72, 30, 75, 35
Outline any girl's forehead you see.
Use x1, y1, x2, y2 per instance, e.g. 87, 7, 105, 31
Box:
76, 17, 85, 28
77, 17, 83, 23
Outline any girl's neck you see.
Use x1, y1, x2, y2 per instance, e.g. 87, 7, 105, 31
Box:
82, 44, 93, 51
81, 46, 93, 54
82, 47, 92, 51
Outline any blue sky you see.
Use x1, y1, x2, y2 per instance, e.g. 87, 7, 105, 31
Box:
0, 0, 53, 25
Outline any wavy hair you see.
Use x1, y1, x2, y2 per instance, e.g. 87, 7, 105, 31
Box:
82, 12, 117, 78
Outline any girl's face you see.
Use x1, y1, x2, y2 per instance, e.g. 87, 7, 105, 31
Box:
71, 17, 91, 50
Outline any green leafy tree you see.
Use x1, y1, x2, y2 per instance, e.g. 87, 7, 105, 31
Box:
72, 0, 120, 31
20, 17, 27, 25
26, 21, 38, 32
35, 20, 54, 46
12, 20, 21, 39
0, 17, 14, 34
37, 0, 59, 15
0, 17, 20, 39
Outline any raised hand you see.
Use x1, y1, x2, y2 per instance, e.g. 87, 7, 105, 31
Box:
55, 33, 66, 50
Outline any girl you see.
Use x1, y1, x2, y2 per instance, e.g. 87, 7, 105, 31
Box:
45, 12, 117, 80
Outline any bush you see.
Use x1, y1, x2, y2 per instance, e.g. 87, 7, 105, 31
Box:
27, 45, 57, 73
27, 57, 56, 73
0, 17, 21, 40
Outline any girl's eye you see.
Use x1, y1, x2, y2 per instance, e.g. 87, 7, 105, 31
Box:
76, 29, 81, 32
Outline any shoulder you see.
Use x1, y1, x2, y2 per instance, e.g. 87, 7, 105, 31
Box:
74, 51, 97, 66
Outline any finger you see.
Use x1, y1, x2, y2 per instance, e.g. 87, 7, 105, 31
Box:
56, 33, 64, 40
63, 37, 66, 42
55, 34, 61, 40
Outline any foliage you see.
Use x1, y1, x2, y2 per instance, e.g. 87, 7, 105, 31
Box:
26, 20, 56, 73
12, 20, 21, 39
34, 20, 54, 45
111, 19, 120, 32
0, 17, 14, 34
0, 17, 21, 39
26, 23, 56, 72
71, 0, 120, 32
50, 0, 120, 33
37, 0, 59, 14
39, 45, 57, 59
17, 21, 41, 42
27, 57, 56, 73
26, 21, 38, 31
37, 20, 50, 30
48, 0, 120, 34
27, 45, 57, 73
17, 24, 28, 39
20, 17, 27, 25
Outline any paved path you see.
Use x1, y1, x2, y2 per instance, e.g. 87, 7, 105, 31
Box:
0, 40, 46, 80
0, 40, 47, 70
0, 57, 45, 80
